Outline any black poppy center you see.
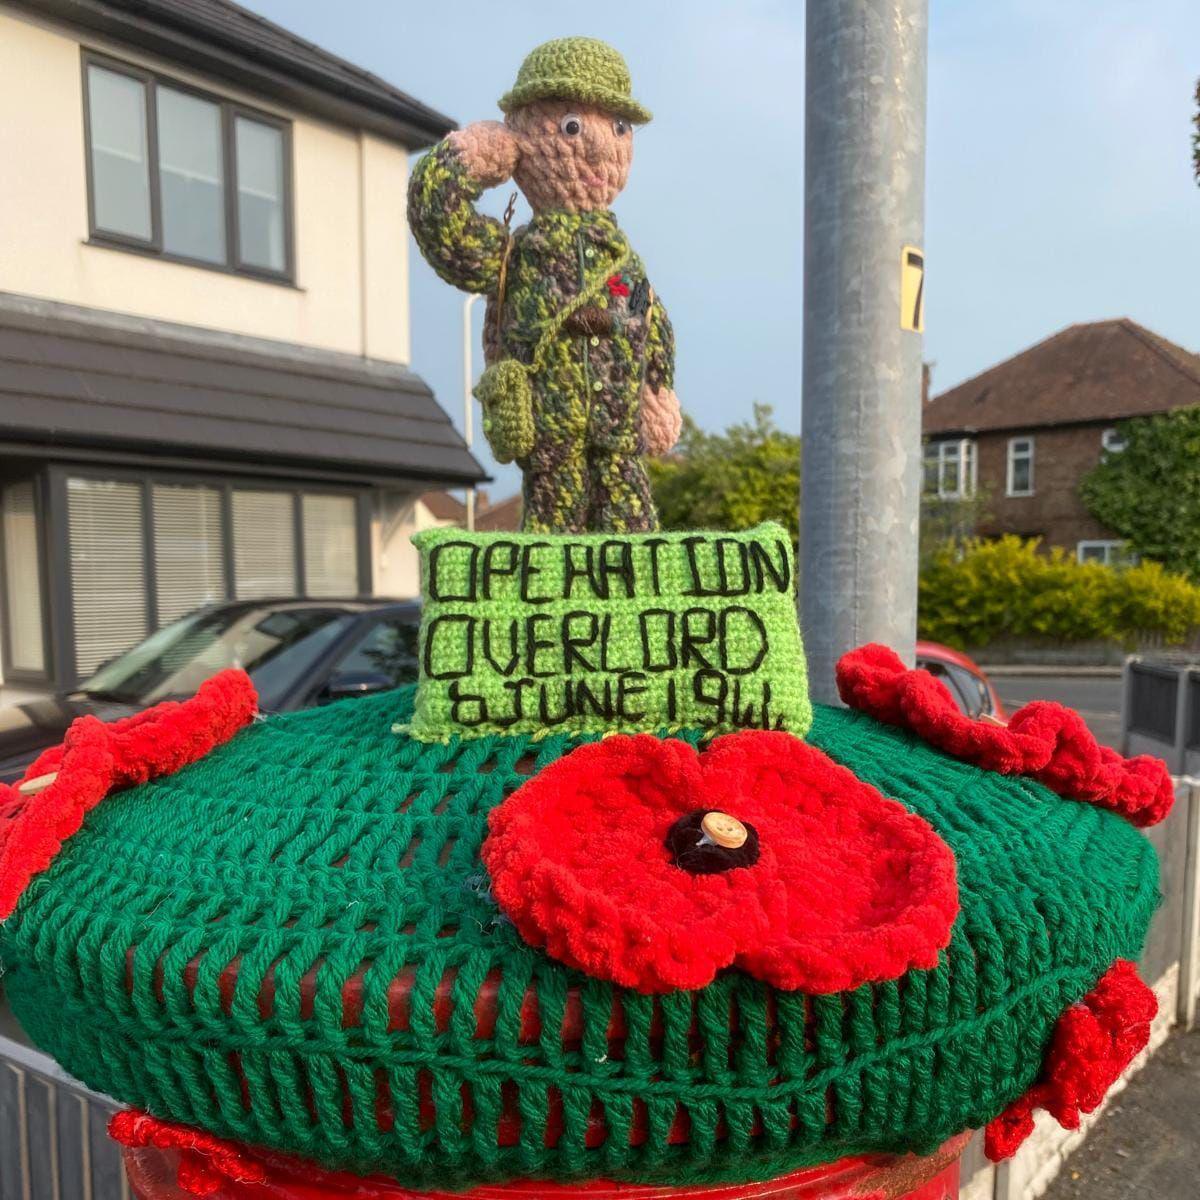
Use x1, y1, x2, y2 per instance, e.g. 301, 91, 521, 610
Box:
665, 809, 760, 875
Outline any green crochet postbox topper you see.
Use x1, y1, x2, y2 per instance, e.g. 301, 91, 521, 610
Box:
409, 521, 812, 741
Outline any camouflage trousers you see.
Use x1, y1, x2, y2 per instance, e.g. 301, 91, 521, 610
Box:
520, 439, 658, 534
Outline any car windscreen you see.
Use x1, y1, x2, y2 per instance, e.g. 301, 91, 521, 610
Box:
80, 607, 356, 710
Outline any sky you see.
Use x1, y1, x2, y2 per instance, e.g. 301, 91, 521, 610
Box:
247, 0, 1200, 499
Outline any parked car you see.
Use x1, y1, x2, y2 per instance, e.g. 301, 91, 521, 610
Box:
915, 640, 1007, 722
0, 598, 420, 783
0, 609, 1005, 785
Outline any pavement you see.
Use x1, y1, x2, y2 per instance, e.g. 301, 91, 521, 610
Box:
1041, 1023, 1200, 1200
992, 672, 1196, 1198
992, 673, 1123, 749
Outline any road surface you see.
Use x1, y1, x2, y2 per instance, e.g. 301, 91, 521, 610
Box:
992, 674, 1122, 749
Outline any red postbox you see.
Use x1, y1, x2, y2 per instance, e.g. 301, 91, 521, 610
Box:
122, 1134, 967, 1200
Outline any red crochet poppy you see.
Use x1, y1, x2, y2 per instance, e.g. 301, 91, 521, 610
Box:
606, 272, 631, 298
0, 669, 256, 920
482, 731, 959, 994
837, 644, 1173, 827
985, 959, 1156, 1160
111, 1110, 269, 1196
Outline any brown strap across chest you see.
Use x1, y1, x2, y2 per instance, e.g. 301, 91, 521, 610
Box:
562, 306, 616, 337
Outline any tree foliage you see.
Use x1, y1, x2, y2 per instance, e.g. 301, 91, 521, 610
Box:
1193, 76, 1200, 185
648, 404, 801, 539
1080, 406, 1200, 579
919, 487, 993, 568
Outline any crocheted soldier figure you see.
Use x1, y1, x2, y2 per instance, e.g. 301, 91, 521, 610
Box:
409, 37, 682, 534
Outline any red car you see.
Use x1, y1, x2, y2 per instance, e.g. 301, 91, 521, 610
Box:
915, 640, 1007, 723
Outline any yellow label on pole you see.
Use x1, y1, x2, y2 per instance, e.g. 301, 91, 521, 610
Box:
900, 245, 925, 333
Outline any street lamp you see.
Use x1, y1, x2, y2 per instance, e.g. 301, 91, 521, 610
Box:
462, 292, 480, 531
800, 0, 929, 700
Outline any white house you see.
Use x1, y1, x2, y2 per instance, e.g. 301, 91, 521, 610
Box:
0, 0, 482, 699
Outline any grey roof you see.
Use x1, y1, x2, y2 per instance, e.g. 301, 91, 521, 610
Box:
13, 0, 455, 148
0, 297, 485, 486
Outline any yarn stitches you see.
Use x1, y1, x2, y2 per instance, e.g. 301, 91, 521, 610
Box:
110, 1110, 269, 1196
837, 644, 1173, 827
408, 35, 682, 535
409, 140, 674, 532
482, 730, 960, 993
499, 37, 652, 124
0, 692, 1162, 1188
984, 959, 1156, 1160
410, 524, 813, 742
0, 669, 256, 920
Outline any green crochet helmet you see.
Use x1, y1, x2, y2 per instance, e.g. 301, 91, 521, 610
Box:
499, 37, 652, 124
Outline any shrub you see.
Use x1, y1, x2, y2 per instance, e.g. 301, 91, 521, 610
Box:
918, 536, 1200, 649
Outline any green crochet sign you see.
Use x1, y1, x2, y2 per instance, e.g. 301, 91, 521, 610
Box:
410, 523, 812, 741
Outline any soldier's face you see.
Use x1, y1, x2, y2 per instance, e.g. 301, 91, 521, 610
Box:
507, 101, 634, 213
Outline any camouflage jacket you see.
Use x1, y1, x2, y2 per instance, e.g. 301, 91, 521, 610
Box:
408, 139, 674, 452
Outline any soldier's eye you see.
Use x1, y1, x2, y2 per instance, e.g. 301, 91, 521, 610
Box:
559, 114, 583, 136
612, 119, 631, 137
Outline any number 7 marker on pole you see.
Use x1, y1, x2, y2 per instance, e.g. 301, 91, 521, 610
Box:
901, 246, 925, 333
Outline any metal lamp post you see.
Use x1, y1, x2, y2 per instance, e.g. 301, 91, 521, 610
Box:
800, 0, 929, 703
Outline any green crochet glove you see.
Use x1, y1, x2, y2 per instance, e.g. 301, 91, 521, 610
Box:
474, 360, 535, 464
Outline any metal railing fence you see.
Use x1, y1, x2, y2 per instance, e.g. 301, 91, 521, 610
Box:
0, 1032, 128, 1200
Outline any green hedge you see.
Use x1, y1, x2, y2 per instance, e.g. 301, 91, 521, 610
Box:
918, 536, 1200, 649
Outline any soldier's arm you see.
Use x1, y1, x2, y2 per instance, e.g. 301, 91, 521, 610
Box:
645, 292, 675, 394
641, 292, 682, 455
407, 123, 518, 295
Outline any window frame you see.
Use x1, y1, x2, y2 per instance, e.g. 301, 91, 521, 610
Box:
1101, 427, 1127, 454
923, 438, 977, 500
46, 466, 369, 688
1006, 436, 1035, 497
1077, 540, 1124, 566
0, 470, 55, 686
81, 50, 296, 285
305, 612, 422, 706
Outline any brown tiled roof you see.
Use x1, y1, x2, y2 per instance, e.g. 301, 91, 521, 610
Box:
924, 319, 1200, 436
475, 494, 522, 533
419, 491, 466, 522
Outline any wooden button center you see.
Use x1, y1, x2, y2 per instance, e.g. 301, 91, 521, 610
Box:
701, 811, 748, 850
18, 771, 59, 797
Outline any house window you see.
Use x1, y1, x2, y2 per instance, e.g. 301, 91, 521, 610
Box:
302, 494, 359, 596
83, 54, 293, 281
67, 478, 149, 675
152, 484, 226, 623
157, 86, 227, 264
1077, 540, 1132, 567
1101, 427, 1127, 454
2, 481, 47, 675
923, 439, 976, 499
84, 63, 153, 241
235, 115, 288, 273
232, 490, 297, 599
61, 475, 363, 682
1006, 437, 1034, 497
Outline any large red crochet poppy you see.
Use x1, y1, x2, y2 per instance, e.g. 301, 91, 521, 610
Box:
837, 644, 1173, 827
482, 731, 959, 994
0, 669, 256, 920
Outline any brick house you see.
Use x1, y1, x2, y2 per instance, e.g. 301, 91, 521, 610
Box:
922, 320, 1200, 562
